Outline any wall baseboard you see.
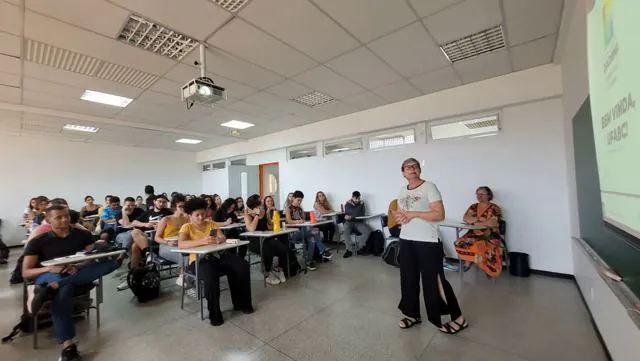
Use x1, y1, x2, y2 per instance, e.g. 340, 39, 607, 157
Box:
530, 269, 575, 280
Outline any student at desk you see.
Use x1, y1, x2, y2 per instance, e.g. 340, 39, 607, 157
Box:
23, 205, 120, 361
313, 191, 337, 245
156, 194, 189, 286
245, 194, 287, 285
179, 198, 253, 326
342, 191, 372, 258
286, 190, 332, 271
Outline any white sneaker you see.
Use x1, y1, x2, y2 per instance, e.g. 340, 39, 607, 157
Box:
116, 280, 129, 291
176, 274, 184, 287
276, 270, 286, 283
266, 273, 280, 285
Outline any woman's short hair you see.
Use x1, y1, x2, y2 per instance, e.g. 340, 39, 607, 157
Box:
84, 195, 93, 202
401, 158, 421, 171
246, 194, 261, 210
184, 198, 208, 215
477, 186, 494, 201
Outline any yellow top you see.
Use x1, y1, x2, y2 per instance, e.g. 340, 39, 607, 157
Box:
387, 199, 398, 229
162, 216, 187, 238
179, 220, 219, 263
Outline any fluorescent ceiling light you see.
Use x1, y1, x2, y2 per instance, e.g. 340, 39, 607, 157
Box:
81, 90, 133, 107
63, 124, 99, 133
332, 147, 350, 152
176, 138, 202, 144
221, 120, 254, 130
469, 133, 498, 139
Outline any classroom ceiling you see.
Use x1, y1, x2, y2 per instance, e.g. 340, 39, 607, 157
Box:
0, 0, 564, 152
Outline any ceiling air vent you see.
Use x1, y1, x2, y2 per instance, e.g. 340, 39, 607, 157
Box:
292, 91, 336, 108
430, 114, 499, 140
25, 39, 159, 89
211, 0, 250, 13
439, 25, 505, 64
117, 14, 198, 61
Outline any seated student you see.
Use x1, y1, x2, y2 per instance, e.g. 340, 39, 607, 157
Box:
387, 199, 401, 238
79, 195, 101, 231
235, 197, 245, 219
454, 186, 503, 278
100, 196, 121, 232
23, 205, 120, 361
245, 194, 287, 285
155, 194, 189, 286
263, 195, 278, 227
23, 197, 38, 222
28, 196, 49, 233
286, 190, 332, 271
283, 192, 294, 211
342, 191, 372, 258
213, 194, 223, 210
113, 197, 151, 269
144, 185, 155, 210
313, 191, 337, 243
214, 198, 238, 227
178, 198, 253, 326
203, 195, 215, 219
28, 199, 88, 241
135, 195, 147, 211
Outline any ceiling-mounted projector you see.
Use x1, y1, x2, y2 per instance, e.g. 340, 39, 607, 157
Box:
181, 76, 226, 108
182, 43, 227, 109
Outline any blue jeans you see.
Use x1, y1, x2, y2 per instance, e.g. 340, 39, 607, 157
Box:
292, 228, 326, 263
35, 260, 120, 343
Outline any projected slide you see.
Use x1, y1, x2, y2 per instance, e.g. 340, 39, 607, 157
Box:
587, 0, 640, 239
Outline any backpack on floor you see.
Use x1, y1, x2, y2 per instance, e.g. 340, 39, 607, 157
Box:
9, 255, 24, 284
284, 249, 301, 278
365, 230, 386, 257
382, 240, 401, 267
127, 265, 160, 303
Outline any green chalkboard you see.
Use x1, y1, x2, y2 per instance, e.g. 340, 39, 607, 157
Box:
572, 96, 640, 297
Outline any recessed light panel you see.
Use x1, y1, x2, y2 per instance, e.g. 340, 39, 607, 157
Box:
176, 138, 203, 144
221, 120, 254, 129
63, 124, 100, 133
81, 90, 133, 107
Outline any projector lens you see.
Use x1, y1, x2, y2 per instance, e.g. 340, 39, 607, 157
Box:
197, 84, 212, 96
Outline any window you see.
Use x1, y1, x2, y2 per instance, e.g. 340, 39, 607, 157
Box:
230, 158, 246, 166
288, 144, 317, 160
430, 114, 499, 140
211, 161, 226, 170
369, 128, 415, 150
324, 137, 363, 156
202, 163, 212, 172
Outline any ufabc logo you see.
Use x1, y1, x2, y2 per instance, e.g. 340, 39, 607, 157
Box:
603, 0, 614, 47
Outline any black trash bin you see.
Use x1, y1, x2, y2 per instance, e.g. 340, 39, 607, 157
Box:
508, 252, 531, 277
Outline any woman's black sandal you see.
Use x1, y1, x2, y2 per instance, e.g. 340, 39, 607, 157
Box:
398, 317, 421, 329
439, 320, 469, 334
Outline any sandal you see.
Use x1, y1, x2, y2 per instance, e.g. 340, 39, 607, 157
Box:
439, 319, 469, 334
398, 317, 421, 329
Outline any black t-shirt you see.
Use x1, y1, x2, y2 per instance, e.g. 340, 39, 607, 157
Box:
145, 195, 155, 210
24, 228, 93, 265
121, 208, 145, 223
135, 208, 173, 231
214, 210, 238, 223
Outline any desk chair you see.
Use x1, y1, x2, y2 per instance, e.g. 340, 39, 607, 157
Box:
23, 280, 100, 349
499, 220, 509, 269
180, 256, 229, 321
380, 215, 399, 245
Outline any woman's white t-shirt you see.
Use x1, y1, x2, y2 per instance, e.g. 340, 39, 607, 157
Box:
397, 181, 442, 243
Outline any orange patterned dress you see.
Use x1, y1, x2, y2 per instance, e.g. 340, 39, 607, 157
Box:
454, 203, 503, 278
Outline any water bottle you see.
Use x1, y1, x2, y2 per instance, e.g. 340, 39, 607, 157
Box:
273, 211, 281, 232
310, 211, 317, 224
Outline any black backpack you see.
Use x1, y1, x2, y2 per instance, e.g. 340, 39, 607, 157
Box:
127, 265, 160, 303
9, 255, 24, 285
382, 240, 401, 267
365, 230, 386, 257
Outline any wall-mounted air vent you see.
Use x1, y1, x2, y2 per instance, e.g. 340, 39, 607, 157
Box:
439, 25, 505, 64
292, 91, 336, 108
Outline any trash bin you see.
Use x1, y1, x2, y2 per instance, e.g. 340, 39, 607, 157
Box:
508, 252, 531, 277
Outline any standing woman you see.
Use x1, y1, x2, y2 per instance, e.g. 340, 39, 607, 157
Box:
393, 158, 467, 334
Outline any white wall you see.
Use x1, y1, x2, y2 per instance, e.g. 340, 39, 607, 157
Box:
279, 98, 572, 274
0, 135, 201, 244
227, 165, 259, 199
202, 168, 229, 199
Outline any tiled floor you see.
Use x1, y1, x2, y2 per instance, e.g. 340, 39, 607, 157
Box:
0, 250, 608, 361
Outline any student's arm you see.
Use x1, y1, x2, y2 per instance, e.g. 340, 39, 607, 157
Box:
402, 201, 445, 223
344, 203, 353, 220
155, 217, 169, 244
285, 208, 303, 224
177, 226, 212, 249
79, 206, 86, 218
244, 209, 261, 232
462, 206, 477, 224
22, 255, 64, 279
132, 212, 152, 228
212, 228, 226, 244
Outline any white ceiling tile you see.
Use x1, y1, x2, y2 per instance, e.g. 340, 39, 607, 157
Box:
368, 22, 449, 78
317, 100, 359, 116
135, 132, 226, 151
326, 47, 401, 89
240, 0, 359, 62
224, 100, 287, 120
293, 66, 364, 98
372, 79, 422, 103
0, 84, 21, 103
22, 78, 85, 99
0, 32, 21, 57
343, 92, 388, 111
182, 47, 284, 89
408, 0, 464, 18
510, 35, 556, 71
243, 91, 310, 114
0, 54, 20, 74
0, 71, 20, 88
271, 114, 308, 128
453, 50, 511, 84
116, 100, 208, 127
109, 0, 231, 40
90, 126, 159, 145
208, 19, 317, 77
22, 89, 124, 117
0, 1, 21, 36
148, 78, 182, 97
503, 0, 563, 46
0, 116, 21, 134
409, 66, 462, 94
291, 106, 333, 123
26, 0, 129, 38
25, 11, 176, 76
164, 63, 258, 100
423, 0, 502, 43
313, 0, 417, 43
265, 80, 312, 100
134, 90, 180, 105
23, 62, 145, 99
